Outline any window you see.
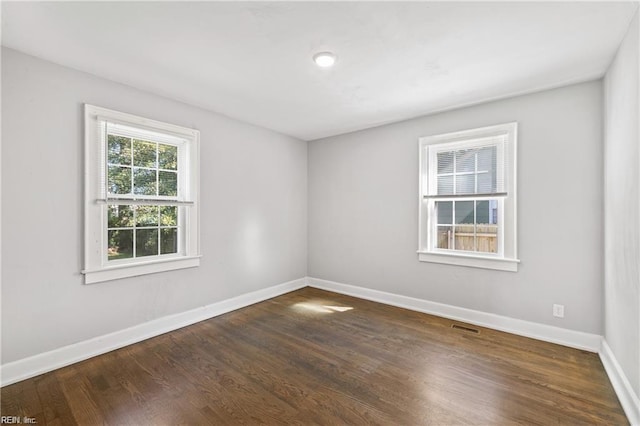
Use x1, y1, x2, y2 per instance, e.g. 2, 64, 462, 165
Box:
84, 105, 200, 284
418, 123, 518, 271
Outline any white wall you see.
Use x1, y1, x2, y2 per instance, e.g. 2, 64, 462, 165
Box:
1, 48, 308, 363
604, 10, 640, 397
308, 81, 603, 334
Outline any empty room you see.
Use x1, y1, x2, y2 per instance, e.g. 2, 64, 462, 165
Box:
1, 1, 639, 424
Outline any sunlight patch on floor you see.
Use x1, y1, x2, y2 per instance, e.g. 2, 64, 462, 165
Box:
292, 302, 354, 314
324, 305, 353, 312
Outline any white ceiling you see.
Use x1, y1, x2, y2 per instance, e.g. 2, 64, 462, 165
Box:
2, 2, 638, 140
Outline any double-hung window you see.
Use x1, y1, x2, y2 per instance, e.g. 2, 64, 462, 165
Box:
84, 105, 200, 284
418, 122, 518, 271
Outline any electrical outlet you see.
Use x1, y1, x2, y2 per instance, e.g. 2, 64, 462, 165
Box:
553, 304, 565, 318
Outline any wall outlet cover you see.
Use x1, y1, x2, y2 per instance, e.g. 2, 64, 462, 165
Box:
553, 304, 565, 318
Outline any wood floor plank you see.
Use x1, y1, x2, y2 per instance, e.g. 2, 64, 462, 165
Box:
1, 287, 628, 425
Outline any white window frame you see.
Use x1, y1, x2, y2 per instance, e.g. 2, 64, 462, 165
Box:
83, 105, 200, 284
418, 122, 519, 272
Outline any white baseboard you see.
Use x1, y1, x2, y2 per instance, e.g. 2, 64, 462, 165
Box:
600, 340, 640, 425
0, 278, 306, 387
307, 277, 602, 352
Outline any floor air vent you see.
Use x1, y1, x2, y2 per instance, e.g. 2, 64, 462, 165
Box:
451, 324, 480, 334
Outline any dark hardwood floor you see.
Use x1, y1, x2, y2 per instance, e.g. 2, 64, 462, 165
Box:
1, 287, 627, 425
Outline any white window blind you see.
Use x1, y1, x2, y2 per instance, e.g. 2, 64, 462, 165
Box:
425, 135, 509, 200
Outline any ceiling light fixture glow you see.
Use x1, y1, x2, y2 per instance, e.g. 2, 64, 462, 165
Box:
313, 51, 337, 68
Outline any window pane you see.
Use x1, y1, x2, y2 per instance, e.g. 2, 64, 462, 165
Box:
136, 229, 159, 257
455, 201, 474, 224
436, 201, 452, 224
454, 225, 475, 252
437, 175, 454, 195
108, 205, 133, 228
476, 200, 490, 224
477, 173, 495, 193
477, 146, 496, 172
437, 151, 453, 174
133, 168, 157, 195
133, 140, 157, 168
456, 174, 475, 194
158, 171, 177, 196
161, 228, 178, 254
436, 226, 452, 250
136, 205, 159, 227
108, 135, 131, 165
456, 149, 475, 173
159, 144, 178, 170
160, 206, 177, 226
476, 224, 498, 253
108, 229, 133, 260
108, 166, 132, 195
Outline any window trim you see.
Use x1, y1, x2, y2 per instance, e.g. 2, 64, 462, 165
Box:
83, 105, 200, 284
418, 122, 519, 272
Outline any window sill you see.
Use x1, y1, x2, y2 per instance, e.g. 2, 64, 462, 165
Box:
82, 256, 201, 284
417, 251, 519, 272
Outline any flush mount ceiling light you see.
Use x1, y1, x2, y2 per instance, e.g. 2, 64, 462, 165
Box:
313, 51, 337, 68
